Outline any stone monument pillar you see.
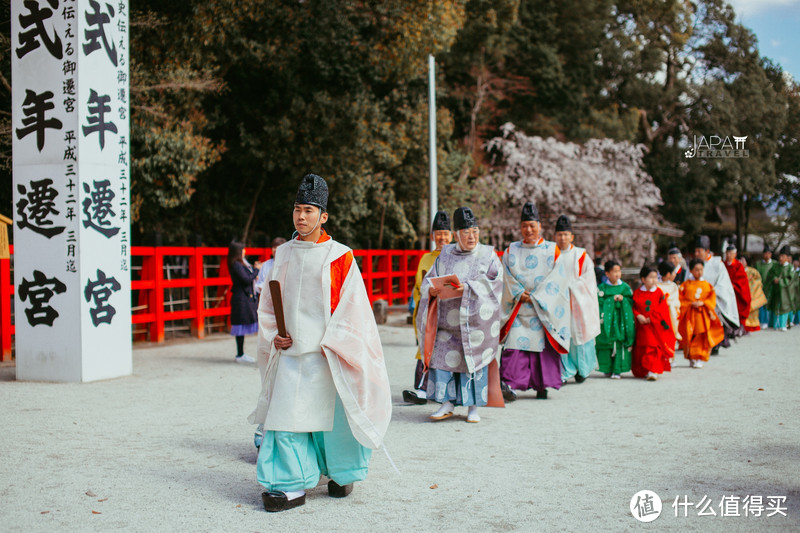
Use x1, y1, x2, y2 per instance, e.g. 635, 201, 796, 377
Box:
11, 0, 132, 381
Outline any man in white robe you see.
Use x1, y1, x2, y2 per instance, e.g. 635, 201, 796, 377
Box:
553, 215, 600, 383
692, 235, 739, 354
249, 174, 392, 512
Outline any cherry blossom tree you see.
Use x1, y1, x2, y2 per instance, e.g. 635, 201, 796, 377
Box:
482, 123, 679, 264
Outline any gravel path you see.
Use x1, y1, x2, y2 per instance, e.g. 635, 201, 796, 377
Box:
1, 317, 798, 532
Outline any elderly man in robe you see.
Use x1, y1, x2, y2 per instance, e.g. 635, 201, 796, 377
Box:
249, 174, 392, 512
416, 207, 503, 423
499, 203, 571, 400
692, 235, 739, 354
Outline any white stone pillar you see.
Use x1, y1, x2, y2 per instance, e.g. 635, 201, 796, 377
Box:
12, 0, 132, 382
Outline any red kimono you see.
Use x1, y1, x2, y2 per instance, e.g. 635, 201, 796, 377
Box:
631, 287, 676, 378
724, 259, 752, 325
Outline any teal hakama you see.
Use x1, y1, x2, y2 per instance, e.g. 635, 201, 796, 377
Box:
257, 395, 372, 493
561, 339, 597, 382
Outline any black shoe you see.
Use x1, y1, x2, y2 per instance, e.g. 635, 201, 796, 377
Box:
574, 374, 586, 383
328, 480, 353, 498
536, 389, 548, 400
402, 390, 428, 405
262, 491, 306, 512
500, 381, 517, 402
710, 345, 720, 356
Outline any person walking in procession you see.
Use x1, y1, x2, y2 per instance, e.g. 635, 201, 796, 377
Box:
767, 246, 798, 331
415, 207, 503, 423
723, 245, 752, 336
249, 174, 392, 512
228, 240, 262, 364
499, 203, 571, 399
678, 259, 725, 368
667, 245, 687, 284
793, 255, 800, 326
403, 210, 452, 405
656, 261, 681, 344
631, 264, 676, 381
737, 256, 767, 333
595, 260, 635, 379
552, 215, 600, 384
755, 244, 777, 329
692, 235, 739, 353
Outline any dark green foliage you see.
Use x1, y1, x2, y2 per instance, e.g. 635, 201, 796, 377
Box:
1, 0, 797, 249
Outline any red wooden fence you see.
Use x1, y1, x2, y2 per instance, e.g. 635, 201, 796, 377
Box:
0, 246, 427, 361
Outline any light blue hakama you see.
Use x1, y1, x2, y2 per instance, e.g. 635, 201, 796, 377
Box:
769, 312, 790, 329
561, 339, 598, 381
256, 395, 372, 493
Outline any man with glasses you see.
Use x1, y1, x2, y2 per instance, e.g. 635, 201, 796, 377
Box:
415, 207, 503, 423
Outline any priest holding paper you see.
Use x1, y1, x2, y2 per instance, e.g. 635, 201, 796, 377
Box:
249, 174, 392, 512
415, 207, 504, 423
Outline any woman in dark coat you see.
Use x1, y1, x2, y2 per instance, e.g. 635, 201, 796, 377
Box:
228, 240, 262, 363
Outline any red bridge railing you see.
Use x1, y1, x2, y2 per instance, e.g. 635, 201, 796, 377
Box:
0, 246, 426, 361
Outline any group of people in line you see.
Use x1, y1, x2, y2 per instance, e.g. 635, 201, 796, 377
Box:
232, 173, 799, 513
402, 204, 800, 424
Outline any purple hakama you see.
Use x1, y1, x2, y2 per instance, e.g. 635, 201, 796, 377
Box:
501, 344, 563, 392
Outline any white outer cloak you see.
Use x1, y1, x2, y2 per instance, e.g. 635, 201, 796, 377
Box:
559, 246, 600, 344
691, 255, 740, 327
248, 237, 392, 450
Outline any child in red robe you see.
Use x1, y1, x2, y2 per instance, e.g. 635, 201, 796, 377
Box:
632, 264, 676, 381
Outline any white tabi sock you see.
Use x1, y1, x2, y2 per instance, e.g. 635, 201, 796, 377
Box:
284, 490, 305, 500
415, 389, 427, 398
432, 401, 455, 417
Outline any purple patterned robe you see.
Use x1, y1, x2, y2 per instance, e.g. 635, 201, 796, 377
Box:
416, 243, 503, 374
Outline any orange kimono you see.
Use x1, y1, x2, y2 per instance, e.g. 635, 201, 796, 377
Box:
678, 280, 725, 362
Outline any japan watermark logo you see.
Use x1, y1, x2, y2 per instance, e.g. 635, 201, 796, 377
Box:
630, 490, 663, 522
685, 135, 749, 158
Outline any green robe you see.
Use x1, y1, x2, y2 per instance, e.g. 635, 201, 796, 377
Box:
793, 269, 800, 313
596, 281, 635, 374
767, 263, 797, 315
755, 260, 779, 303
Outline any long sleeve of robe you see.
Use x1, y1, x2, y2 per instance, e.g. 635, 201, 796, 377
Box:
700, 256, 740, 327
565, 248, 601, 344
